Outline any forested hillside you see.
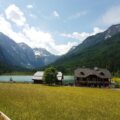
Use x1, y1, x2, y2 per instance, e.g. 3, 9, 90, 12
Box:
52, 25, 120, 75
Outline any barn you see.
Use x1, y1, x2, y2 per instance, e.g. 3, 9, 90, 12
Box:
74, 68, 111, 87
32, 71, 63, 84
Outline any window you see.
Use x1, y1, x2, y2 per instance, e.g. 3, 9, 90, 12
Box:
100, 72, 104, 76
80, 72, 85, 75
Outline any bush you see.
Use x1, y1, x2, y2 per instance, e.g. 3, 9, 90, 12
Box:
44, 67, 57, 85
114, 82, 120, 88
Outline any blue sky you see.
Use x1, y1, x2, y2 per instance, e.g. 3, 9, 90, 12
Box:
0, 0, 120, 55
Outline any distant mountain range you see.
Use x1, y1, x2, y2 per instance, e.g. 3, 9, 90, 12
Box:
0, 33, 59, 72
52, 24, 120, 74
0, 24, 120, 74
33, 48, 59, 67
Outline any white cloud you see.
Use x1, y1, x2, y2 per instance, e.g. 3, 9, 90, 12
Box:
93, 27, 103, 35
29, 14, 37, 19
100, 5, 120, 25
0, 4, 104, 55
22, 26, 77, 55
61, 27, 104, 43
5, 4, 26, 26
0, 12, 76, 55
68, 11, 87, 20
26, 5, 33, 9
53, 42, 78, 55
61, 32, 89, 42
0, 15, 28, 43
0, 15, 12, 34
53, 11, 60, 18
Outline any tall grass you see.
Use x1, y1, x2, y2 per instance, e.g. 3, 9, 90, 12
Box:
112, 77, 120, 83
112, 77, 120, 88
0, 83, 120, 120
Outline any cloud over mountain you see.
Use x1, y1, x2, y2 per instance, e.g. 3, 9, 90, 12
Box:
5, 4, 26, 26
61, 27, 104, 43
0, 4, 78, 55
100, 5, 120, 26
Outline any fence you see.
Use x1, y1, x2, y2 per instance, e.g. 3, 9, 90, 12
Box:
0, 111, 11, 120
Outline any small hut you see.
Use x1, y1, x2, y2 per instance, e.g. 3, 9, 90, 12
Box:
32, 71, 44, 84
74, 68, 111, 87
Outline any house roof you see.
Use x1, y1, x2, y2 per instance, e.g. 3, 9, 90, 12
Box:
32, 71, 63, 81
74, 68, 111, 79
57, 72, 63, 77
57, 72, 63, 81
32, 71, 44, 80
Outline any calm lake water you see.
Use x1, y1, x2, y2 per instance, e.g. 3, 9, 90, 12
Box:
0, 75, 74, 84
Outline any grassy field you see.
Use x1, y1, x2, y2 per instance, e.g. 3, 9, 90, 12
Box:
112, 78, 120, 88
112, 77, 120, 83
0, 83, 120, 120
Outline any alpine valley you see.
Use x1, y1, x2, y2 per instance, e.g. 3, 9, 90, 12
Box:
0, 24, 120, 74
51, 24, 120, 74
0, 32, 59, 73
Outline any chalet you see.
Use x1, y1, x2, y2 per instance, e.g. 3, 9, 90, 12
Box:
74, 68, 111, 87
32, 71, 63, 84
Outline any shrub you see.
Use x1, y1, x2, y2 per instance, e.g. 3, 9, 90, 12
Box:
44, 67, 57, 85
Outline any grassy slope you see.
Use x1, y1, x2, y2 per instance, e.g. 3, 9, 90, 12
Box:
0, 83, 120, 120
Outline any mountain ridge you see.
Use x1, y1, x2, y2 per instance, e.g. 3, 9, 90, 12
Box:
0, 24, 120, 74
0, 33, 59, 72
51, 24, 120, 74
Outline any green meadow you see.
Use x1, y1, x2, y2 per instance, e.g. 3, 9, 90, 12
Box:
0, 83, 120, 120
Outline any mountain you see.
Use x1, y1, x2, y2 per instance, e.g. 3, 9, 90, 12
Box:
18, 43, 37, 68
1, 24, 120, 74
0, 33, 59, 72
52, 24, 120, 74
0, 33, 26, 67
67, 24, 120, 56
33, 48, 59, 67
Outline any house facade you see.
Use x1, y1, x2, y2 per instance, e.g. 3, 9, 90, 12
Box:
74, 68, 111, 87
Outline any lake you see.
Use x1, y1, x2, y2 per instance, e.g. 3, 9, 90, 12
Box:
0, 75, 74, 84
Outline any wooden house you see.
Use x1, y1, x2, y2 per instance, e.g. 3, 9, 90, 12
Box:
74, 68, 111, 87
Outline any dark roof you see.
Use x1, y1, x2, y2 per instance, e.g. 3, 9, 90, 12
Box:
74, 68, 111, 79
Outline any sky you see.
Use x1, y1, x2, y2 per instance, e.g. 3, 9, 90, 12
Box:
0, 0, 120, 55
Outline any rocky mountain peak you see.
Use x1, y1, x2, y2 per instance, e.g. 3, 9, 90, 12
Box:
33, 48, 52, 57
18, 42, 32, 50
105, 24, 120, 39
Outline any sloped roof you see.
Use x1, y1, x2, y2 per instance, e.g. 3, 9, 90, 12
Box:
57, 72, 63, 77
32, 71, 63, 81
57, 72, 63, 81
74, 68, 111, 79
32, 71, 44, 80
34, 71, 44, 76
